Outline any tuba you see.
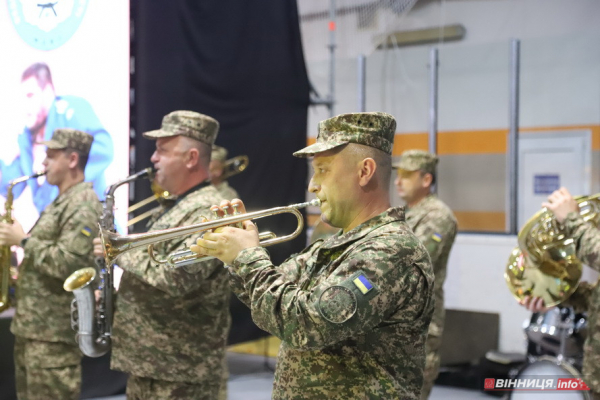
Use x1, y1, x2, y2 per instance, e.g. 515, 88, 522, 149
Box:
63, 168, 152, 357
0, 172, 46, 312
505, 194, 600, 307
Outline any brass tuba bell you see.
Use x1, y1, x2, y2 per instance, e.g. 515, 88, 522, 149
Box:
505, 194, 600, 307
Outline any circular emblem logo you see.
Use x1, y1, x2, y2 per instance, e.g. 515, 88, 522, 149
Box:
8, 0, 89, 51
318, 286, 357, 324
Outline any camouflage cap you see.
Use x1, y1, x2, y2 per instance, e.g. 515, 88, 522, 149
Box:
38, 128, 93, 156
393, 149, 438, 176
143, 110, 219, 146
211, 145, 228, 162
293, 112, 396, 158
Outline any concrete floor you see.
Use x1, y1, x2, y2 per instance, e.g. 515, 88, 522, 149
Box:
89, 352, 495, 400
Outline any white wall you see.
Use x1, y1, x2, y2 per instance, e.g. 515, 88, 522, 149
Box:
445, 234, 528, 352
298, 0, 600, 63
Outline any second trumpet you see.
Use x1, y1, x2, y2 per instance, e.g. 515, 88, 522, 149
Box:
99, 199, 321, 269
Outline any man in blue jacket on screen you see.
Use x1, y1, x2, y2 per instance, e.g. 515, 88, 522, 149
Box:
0, 62, 113, 212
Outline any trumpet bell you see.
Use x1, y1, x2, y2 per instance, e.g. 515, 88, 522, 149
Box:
64, 267, 97, 292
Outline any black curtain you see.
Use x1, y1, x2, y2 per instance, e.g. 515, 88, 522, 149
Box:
132, 0, 310, 344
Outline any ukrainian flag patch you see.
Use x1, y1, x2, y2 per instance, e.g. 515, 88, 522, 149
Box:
80, 226, 92, 237
353, 274, 374, 295
432, 233, 442, 242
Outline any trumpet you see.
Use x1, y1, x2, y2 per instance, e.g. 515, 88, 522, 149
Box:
99, 199, 320, 269
220, 155, 249, 180
127, 181, 173, 227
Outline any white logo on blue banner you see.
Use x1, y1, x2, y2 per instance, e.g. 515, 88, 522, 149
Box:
7, 0, 88, 51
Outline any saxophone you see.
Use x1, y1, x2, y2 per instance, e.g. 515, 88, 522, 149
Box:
0, 171, 46, 312
63, 168, 152, 357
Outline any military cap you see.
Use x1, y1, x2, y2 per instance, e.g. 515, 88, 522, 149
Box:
293, 112, 396, 158
143, 110, 219, 146
39, 128, 93, 156
211, 145, 228, 162
393, 149, 438, 176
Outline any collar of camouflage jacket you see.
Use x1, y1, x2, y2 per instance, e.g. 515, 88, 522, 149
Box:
53, 181, 93, 206
320, 206, 406, 249
150, 182, 217, 228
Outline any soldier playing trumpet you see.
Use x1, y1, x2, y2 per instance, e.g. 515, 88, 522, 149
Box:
0, 129, 101, 400
192, 112, 434, 400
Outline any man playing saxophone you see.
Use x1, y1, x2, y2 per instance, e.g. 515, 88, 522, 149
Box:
193, 112, 434, 400
521, 187, 600, 399
93, 111, 230, 400
0, 129, 101, 400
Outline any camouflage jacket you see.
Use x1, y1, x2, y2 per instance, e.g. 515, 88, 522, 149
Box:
229, 207, 434, 400
111, 183, 231, 384
213, 181, 239, 202
563, 212, 600, 393
11, 182, 101, 344
405, 195, 457, 339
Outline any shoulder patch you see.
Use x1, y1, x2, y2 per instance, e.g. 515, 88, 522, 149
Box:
431, 233, 442, 242
80, 226, 92, 237
352, 274, 374, 294
318, 285, 357, 324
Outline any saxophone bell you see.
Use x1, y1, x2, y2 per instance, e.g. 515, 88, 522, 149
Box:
63, 168, 152, 357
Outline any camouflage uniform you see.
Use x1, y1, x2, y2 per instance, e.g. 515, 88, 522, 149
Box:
561, 211, 600, 396
229, 113, 435, 399
111, 111, 231, 400
211, 145, 240, 201
11, 129, 101, 400
213, 181, 239, 201
394, 150, 458, 399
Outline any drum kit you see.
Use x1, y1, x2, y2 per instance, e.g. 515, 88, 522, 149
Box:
512, 307, 590, 399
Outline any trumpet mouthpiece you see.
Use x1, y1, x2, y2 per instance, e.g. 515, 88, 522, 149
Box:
309, 199, 321, 207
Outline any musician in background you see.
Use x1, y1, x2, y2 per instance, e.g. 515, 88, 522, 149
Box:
521, 187, 600, 399
93, 111, 230, 400
0, 129, 101, 400
394, 150, 457, 399
193, 112, 434, 399
209, 145, 239, 200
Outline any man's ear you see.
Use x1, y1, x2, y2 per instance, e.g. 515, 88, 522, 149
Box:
357, 158, 377, 187
185, 148, 200, 169
67, 151, 79, 170
421, 172, 433, 189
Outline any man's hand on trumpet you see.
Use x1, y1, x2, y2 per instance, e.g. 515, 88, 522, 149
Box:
190, 199, 260, 265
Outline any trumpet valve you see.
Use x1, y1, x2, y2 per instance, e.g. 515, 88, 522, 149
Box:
232, 204, 243, 228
